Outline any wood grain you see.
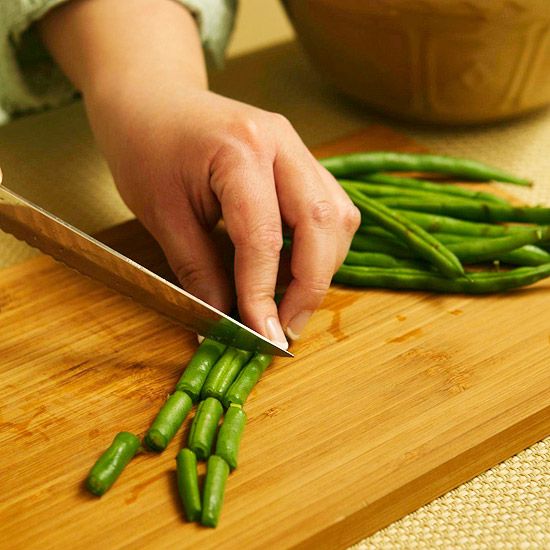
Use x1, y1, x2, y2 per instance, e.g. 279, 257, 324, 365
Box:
1, 125, 549, 550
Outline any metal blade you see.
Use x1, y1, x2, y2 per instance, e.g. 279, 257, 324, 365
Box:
0, 184, 292, 357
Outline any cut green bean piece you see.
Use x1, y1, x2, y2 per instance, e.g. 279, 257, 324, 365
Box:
378, 198, 550, 224
176, 338, 227, 402
223, 353, 273, 407
188, 397, 224, 460
354, 173, 510, 204
86, 432, 140, 496
215, 405, 247, 470
201, 455, 230, 528
176, 449, 202, 522
334, 264, 550, 293
320, 151, 530, 185
201, 348, 253, 401
342, 183, 464, 277
144, 391, 193, 452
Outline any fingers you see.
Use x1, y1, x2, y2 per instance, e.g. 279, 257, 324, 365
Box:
148, 197, 233, 313
274, 148, 361, 340
210, 146, 288, 349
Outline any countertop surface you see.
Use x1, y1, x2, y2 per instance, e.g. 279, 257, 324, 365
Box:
0, 40, 549, 549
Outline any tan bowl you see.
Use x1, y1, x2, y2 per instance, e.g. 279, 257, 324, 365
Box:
283, 0, 550, 124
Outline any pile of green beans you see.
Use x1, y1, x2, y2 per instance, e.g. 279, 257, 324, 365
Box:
85, 338, 273, 529
319, 151, 550, 291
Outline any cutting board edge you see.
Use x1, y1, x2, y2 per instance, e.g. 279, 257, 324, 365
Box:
291, 402, 550, 550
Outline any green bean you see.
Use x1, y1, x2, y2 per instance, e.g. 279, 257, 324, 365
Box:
345, 180, 506, 206
492, 247, 550, 266
377, 197, 550, 224
433, 234, 550, 266
359, 224, 549, 246
320, 151, 530, 185
352, 228, 548, 266
86, 432, 140, 496
445, 230, 544, 264
223, 353, 273, 407
398, 210, 533, 237
345, 250, 427, 270
144, 391, 193, 452
351, 232, 414, 257
176, 338, 227, 402
201, 455, 230, 528
354, 173, 509, 204
344, 180, 476, 203
333, 264, 550, 293
341, 183, 464, 278
188, 397, 224, 460
215, 405, 247, 470
176, 449, 202, 522
201, 348, 253, 401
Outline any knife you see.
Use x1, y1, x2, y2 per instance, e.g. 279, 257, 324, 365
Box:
0, 182, 292, 357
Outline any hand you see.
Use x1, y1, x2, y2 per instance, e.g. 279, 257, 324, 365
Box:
86, 86, 360, 346
37, 0, 361, 346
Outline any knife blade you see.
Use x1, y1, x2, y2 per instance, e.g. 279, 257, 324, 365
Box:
0, 183, 292, 357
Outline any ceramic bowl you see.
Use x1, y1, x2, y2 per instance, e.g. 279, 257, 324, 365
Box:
283, 0, 550, 124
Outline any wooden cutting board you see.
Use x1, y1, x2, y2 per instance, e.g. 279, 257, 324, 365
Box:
1, 125, 549, 550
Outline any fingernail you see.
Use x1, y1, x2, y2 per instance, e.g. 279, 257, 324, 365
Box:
265, 316, 289, 350
286, 310, 313, 341
197, 334, 205, 344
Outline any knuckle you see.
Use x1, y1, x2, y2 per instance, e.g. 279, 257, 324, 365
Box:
342, 204, 362, 234
308, 199, 337, 230
270, 112, 293, 132
302, 277, 331, 301
234, 223, 283, 255
174, 263, 209, 291
228, 115, 263, 152
237, 286, 274, 309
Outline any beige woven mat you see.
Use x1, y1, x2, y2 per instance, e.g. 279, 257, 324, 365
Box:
0, 103, 548, 548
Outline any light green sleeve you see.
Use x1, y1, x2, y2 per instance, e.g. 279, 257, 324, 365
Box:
0, 0, 238, 124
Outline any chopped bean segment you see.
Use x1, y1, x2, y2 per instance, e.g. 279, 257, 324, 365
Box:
215, 405, 247, 470
188, 397, 224, 460
201, 348, 253, 401
201, 455, 230, 528
224, 353, 273, 407
144, 391, 193, 452
86, 432, 140, 496
176, 338, 227, 402
176, 449, 202, 522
